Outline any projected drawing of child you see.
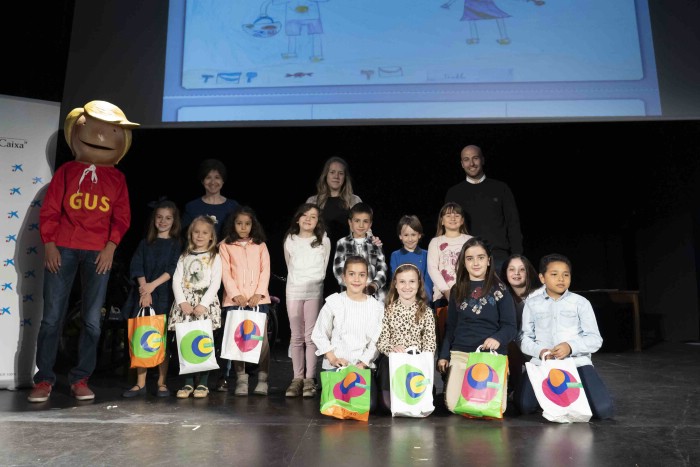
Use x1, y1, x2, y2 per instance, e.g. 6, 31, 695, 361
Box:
441, 0, 511, 45
273, 0, 329, 62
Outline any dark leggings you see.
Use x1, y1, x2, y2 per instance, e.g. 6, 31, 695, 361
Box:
185, 371, 209, 387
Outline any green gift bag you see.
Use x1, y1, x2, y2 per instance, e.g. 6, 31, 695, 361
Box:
454, 346, 509, 419
320, 365, 372, 421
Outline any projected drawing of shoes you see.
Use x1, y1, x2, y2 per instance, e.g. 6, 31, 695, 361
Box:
282, 53, 298, 59
497, 38, 511, 45
467, 38, 479, 45
310, 56, 324, 63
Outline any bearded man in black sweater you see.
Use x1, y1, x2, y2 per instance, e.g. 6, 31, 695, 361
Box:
445, 145, 523, 271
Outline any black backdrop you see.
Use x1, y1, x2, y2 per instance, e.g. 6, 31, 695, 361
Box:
48, 118, 698, 293
5, 1, 700, 343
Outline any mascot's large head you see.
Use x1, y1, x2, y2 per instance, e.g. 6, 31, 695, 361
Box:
64, 100, 139, 166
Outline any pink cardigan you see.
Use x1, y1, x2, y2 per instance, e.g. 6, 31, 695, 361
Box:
218, 241, 271, 306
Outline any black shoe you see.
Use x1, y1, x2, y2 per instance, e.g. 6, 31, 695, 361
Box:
122, 385, 146, 398
215, 378, 229, 392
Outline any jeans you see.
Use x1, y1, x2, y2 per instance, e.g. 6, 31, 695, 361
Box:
34, 247, 110, 385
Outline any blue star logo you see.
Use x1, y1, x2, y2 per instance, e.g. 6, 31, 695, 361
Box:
32, 177, 43, 184
26, 246, 38, 255
3, 259, 14, 267
12, 164, 23, 172
2, 283, 13, 291
28, 223, 39, 231
10, 187, 21, 195
24, 270, 36, 278
5, 234, 17, 242
23, 294, 34, 302
8, 211, 19, 219
30, 200, 42, 208
21, 318, 32, 326
0, 307, 10, 315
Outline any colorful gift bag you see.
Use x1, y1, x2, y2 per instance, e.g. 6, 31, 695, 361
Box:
320, 365, 372, 421
388, 348, 435, 418
453, 347, 509, 419
175, 318, 219, 375
525, 353, 592, 423
220, 306, 267, 363
127, 306, 167, 368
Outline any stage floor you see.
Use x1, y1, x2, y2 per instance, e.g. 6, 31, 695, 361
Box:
1, 341, 699, 466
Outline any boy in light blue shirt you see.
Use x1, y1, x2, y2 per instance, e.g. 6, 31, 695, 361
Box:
516, 253, 614, 419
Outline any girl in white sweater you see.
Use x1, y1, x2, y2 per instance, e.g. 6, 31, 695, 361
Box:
283, 203, 331, 397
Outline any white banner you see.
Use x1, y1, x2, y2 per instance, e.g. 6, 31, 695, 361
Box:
0, 95, 59, 389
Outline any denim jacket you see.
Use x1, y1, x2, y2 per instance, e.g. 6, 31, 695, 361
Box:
519, 288, 603, 367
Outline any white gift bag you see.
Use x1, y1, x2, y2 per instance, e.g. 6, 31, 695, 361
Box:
220, 306, 267, 363
389, 347, 435, 418
175, 318, 219, 375
525, 352, 592, 423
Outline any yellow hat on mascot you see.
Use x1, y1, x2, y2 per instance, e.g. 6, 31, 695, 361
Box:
64, 100, 140, 165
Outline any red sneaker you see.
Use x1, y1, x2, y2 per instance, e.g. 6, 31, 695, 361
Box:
70, 378, 95, 400
27, 381, 52, 402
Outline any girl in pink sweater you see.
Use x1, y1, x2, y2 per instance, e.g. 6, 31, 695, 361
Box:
219, 206, 272, 396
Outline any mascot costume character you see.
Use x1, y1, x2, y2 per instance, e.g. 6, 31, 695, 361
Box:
28, 101, 138, 402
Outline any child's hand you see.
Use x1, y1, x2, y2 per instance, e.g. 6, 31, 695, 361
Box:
370, 235, 383, 247
392, 345, 407, 353
139, 294, 153, 308
248, 294, 262, 307
326, 351, 348, 368
332, 358, 349, 367
363, 282, 377, 296
139, 282, 156, 295
539, 349, 552, 360
233, 295, 247, 307
437, 358, 449, 373
193, 304, 206, 317
180, 302, 194, 315
356, 362, 368, 369
481, 337, 500, 351
550, 342, 571, 359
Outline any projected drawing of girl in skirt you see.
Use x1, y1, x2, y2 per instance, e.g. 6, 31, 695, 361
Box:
441, 0, 511, 45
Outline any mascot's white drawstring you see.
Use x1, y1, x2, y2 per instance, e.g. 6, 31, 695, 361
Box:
77, 164, 98, 193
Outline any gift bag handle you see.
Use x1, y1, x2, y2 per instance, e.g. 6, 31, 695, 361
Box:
235, 305, 261, 313
405, 346, 421, 355
136, 306, 156, 317
475, 344, 498, 355
333, 364, 364, 371
541, 351, 569, 367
